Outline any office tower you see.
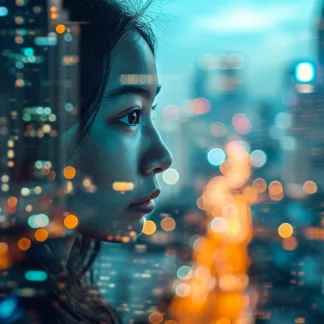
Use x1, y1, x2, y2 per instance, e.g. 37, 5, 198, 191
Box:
0, 0, 79, 224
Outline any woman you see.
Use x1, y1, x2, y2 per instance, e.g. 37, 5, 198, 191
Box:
2, 0, 172, 323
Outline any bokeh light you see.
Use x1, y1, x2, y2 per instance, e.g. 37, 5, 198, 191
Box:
161, 217, 176, 232
142, 220, 157, 235
28, 214, 49, 229
18, 238, 31, 251
210, 122, 227, 137
303, 181, 317, 194
210, 217, 228, 233
207, 148, 226, 166
7, 196, 17, 208
64, 214, 79, 229
275, 112, 292, 129
162, 168, 179, 185
55, 24, 66, 34
192, 97, 210, 115
112, 182, 134, 192
250, 150, 267, 168
148, 312, 163, 324
175, 283, 191, 297
232, 113, 252, 134
280, 136, 297, 151
34, 229, 48, 242
295, 62, 315, 83
177, 266, 193, 280
282, 237, 298, 251
278, 223, 294, 239
63, 166, 76, 179
0, 243, 8, 255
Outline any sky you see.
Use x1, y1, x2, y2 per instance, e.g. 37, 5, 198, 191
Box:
153, 0, 322, 103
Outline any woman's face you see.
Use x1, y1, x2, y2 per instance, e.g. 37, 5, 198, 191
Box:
65, 30, 172, 242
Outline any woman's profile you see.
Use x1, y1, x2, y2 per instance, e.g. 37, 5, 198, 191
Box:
1, 0, 172, 323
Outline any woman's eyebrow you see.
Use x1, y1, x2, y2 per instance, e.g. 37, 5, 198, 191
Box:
105, 84, 161, 100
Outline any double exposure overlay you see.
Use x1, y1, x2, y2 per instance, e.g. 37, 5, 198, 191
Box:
1, 0, 324, 323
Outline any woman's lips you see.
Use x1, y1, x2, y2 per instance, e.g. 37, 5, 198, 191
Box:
128, 199, 155, 214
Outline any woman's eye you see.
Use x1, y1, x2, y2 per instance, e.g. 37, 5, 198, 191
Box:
118, 105, 157, 127
119, 108, 141, 127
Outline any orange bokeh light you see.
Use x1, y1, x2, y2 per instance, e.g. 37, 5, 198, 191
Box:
55, 24, 66, 34
278, 223, 293, 239
161, 217, 176, 232
148, 312, 163, 324
35, 229, 48, 242
18, 238, 31, 251
64, 214, 79, 229
303, 180, 317, 194
0, 243, 8, 255
142, 220, 157, 235
63, 166, 76, 179
7, 196, 18, 208
282, 237, 298, 251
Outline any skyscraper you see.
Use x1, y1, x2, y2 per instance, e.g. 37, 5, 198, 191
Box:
0, 0, 79, 217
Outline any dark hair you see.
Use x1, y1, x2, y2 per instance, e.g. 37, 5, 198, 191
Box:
50, 0, 157, 323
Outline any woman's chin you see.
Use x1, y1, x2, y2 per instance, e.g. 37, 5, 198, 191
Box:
78, 216, 145, 243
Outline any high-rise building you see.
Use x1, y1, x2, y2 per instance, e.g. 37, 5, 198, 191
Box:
0, 0, 79, 224
0, 2, 80, 322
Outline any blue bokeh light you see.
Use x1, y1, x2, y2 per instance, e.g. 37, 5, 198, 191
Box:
0, 7, 8, 17
295, 62, 315, 83
207, 148, 226, 166
0, 296, 17, 319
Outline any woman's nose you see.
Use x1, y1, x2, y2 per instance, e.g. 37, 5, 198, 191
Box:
140, 130, 173, 176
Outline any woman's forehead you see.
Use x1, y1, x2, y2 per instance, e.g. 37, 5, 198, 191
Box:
107, 30, 157, 90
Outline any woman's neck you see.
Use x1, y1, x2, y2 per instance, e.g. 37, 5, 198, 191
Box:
25, 233, 78, 272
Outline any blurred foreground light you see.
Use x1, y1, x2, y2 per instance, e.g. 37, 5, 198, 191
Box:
63, 166, 76, 179
24, 270, 48, 282
282, 237, 298, 251
112, 182, 134, 192
0, 243, 8, 256
175, 283, 191, 297
193, 237, 205, 251
207, 148, 226, 166
28, 213, 49, 228
280, 136, 296, 151
34, 229, 48, 242
210, 122, 227, 137
55, 24, 66, 34
0, 7, 8, 17
303, 181, 317, 194
64, 214, 78, 229
23, 47, 34, 56
17, 238, 31, 251
275, 112, 292, 129
286, 183, 305, 199
232, 113, 252, 134
142, 219, 156, 235
250, 150, 267, 168
162, 168, 179, 185
177, 266, 193, 280
148, 312, 163, 324
211, 217, 228, 233
192, 97, 210, 115
0, 296, 17, 319
7, 196, 17, 208
189, 235, 200, 249
278, 223, 293, 239
295, 62, 315, 83
161, 217, 176, 231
